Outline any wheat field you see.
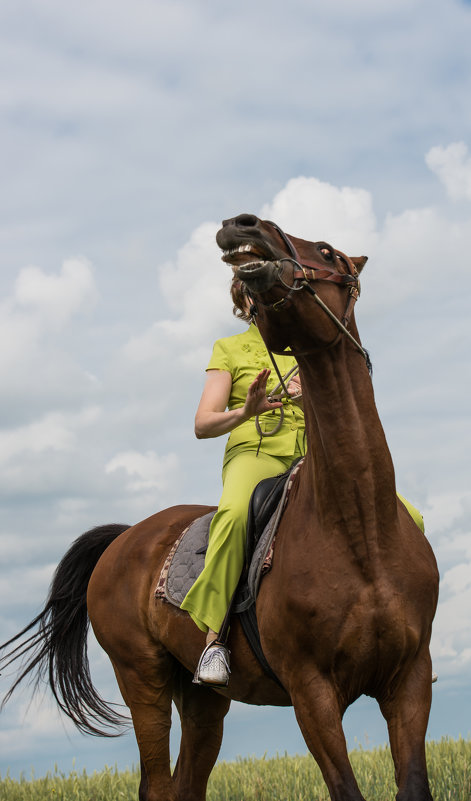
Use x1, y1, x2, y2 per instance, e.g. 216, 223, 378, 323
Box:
0, 738, 469, 800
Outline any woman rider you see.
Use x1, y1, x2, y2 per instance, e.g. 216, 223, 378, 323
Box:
181, 277, 424, 687
180, 278, 305, 685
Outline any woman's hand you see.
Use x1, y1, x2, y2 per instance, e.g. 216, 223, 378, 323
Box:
194, 368, 282, 440
287, 372, 303, 408
243, 369, 282, 419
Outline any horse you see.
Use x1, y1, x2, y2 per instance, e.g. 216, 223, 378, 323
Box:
1, 213, 439, 801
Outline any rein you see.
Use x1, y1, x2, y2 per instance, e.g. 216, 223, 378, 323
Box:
255, 364, 300, 440
246, 223, 372, 375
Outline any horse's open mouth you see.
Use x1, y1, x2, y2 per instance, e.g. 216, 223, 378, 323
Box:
236, 260, 274, 279
235, 258, 279, 293
221, 243, 273, 266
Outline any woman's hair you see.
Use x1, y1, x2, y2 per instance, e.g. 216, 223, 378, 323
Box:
230, 277, 252, 322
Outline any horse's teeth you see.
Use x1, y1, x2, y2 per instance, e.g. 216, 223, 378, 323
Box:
224, 244, 258, 256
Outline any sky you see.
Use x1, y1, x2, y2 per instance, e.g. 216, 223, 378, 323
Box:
1, 0, 471, 781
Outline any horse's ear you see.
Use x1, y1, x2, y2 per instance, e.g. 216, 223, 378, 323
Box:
351, 256, 368, 274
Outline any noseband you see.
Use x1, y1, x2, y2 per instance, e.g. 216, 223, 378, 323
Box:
245, 221, 372, 375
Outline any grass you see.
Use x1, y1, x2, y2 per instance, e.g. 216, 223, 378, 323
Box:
0, 738, 469, 800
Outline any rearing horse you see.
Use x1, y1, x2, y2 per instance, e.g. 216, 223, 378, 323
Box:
1, 214, 439, 801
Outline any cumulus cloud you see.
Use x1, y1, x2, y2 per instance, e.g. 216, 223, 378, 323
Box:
0, 258, 100, 423
441, 562, 471, 596
14, 257, 97, 327
119, 177, 380, 393
426, 142, 471, 201
0, 407, 101, 464
256, 173, 471, 319
260, 176, 378, 255
0, 407, 107, 503
119, 161, 470, 385
425, 488, 471, 684
432, 585, 471, 680
1, 257, 97, 365
105, 449, 179, 493
122, 222, 237, 373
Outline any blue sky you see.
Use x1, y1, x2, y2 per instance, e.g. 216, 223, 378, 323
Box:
1, 0, 471, 781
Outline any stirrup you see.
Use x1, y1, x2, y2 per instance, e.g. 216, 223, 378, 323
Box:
193, 641, 231, 687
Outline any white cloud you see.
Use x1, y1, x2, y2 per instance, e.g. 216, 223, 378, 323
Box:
0, 407, 106, 501
105, 449, 179, 492
0, 407, 101, 465
426, 142, 471, 201
14, 257, 97, 328
441, 562, 471, 596
425, 491, 471, 546
121, 161, 470, 378
432, 584, 471, 681
426, 488, 471, 684
260, 176, 378, 256
0, 258, 96, 366
119, 179, 379, 388
121, 221, 237, 371
0, 258, 100, 422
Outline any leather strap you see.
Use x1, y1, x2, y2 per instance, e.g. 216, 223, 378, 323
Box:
292, 264, 359, 287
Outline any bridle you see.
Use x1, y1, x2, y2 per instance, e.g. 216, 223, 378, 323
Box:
243, 220, 372, 379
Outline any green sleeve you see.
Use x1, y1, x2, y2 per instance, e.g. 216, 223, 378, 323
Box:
206, 339, 231, 372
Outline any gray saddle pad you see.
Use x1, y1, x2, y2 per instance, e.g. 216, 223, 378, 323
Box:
163, 511, 216, 605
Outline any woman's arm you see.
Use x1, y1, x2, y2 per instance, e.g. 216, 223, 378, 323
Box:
194, 368, 282, 439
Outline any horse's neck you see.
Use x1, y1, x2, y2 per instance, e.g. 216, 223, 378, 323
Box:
297, 345, 398, 546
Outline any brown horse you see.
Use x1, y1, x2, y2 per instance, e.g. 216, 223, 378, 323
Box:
1, 213, 439, 801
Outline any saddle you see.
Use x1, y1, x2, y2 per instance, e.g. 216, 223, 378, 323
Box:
245, 456, 303, 565
155, 458, 303, 686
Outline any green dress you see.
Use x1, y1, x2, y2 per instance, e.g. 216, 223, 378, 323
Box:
180, 323, 306, 634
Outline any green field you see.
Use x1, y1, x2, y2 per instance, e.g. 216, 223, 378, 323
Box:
1, 738, 469, 800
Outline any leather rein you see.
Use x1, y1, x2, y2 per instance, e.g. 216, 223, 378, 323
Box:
246, 221, 372, 379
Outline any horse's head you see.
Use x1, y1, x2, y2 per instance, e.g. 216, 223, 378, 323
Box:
216, 213, 368, 357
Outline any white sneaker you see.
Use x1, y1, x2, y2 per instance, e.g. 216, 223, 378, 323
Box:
193, 642, 230, 687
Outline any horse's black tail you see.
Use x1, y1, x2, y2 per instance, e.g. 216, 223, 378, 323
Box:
0, 523, 131, 737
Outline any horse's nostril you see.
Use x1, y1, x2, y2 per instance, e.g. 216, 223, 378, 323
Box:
235, 214, 258, 227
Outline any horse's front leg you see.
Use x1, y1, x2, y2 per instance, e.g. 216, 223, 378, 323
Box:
379, 647, 434, 801
289, 672, 366, 801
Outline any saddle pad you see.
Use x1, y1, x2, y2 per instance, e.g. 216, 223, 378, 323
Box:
155, 511, 216, 606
